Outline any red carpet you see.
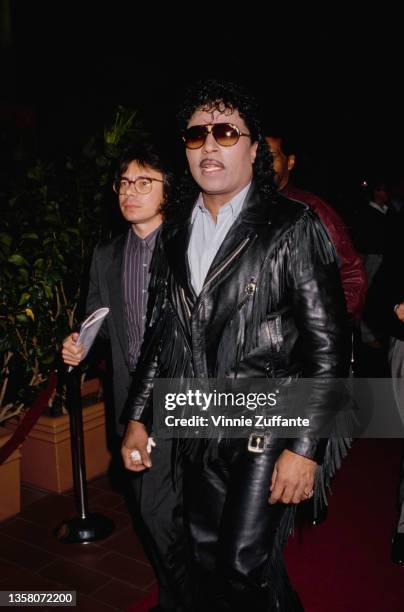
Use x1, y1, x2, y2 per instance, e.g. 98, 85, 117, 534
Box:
126, 589, 158, 612
126, 439, 404, 612
285, 438, 404, 611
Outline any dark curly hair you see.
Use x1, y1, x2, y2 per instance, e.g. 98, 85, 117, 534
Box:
165, 79, 276, 224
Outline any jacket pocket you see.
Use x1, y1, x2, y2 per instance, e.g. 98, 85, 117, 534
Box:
263, 314, 284, 377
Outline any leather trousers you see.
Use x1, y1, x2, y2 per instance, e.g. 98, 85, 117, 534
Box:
184, 438, 304, 611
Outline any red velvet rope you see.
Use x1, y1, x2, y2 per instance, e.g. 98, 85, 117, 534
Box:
0, 371, 57, 466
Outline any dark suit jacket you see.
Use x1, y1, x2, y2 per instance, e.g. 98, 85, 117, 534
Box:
86, 233, 131, 436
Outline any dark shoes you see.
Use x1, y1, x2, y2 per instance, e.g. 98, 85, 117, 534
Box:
391, 533, 404, 565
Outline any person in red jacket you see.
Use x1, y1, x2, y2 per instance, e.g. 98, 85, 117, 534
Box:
266, 134, 367, 321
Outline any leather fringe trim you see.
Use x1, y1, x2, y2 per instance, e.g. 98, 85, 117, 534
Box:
264, 505, 301, 611
217, 211, 337, 376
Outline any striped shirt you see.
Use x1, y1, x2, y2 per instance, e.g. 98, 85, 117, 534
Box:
123, 226, 160, 371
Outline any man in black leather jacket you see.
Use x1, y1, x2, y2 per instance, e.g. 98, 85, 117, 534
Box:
121, 80, 350, 611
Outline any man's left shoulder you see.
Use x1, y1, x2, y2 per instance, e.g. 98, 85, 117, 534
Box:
262, 194, 335, 266
268, 193, 317, 233
283, 185, 331, 216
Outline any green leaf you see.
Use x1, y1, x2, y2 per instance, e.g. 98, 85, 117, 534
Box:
95, 156, 108, 168
34, 258, 45, 271
17, 268, 29, 283
44, 215, 58, 225
8, 254, 30, 267
18, 292, 31, 305
16, 314, 29, 323
0, 233, 12, 247
21, 233, 39, 240
104, 143, 121, 159
27, 167, 41, 181
43, 285, 53, 299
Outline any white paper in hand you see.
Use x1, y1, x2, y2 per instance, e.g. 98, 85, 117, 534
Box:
67, 307, 109, 372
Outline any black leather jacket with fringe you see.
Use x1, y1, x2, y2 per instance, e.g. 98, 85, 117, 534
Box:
127, 181, 350, 464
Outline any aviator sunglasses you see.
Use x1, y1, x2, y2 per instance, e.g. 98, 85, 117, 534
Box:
183, 122, 251, 149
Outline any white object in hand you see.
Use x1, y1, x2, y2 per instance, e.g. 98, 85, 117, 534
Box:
67, 307, 109, 372
130, 437, 156, 462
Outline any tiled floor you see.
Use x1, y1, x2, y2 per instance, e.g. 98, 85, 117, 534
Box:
0, 475, 156, 611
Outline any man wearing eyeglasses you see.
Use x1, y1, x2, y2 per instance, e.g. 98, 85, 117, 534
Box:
122, 81, 349, 611
62, 142, 191, 612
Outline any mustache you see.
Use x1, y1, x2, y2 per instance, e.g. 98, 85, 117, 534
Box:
199, 158, 225, 169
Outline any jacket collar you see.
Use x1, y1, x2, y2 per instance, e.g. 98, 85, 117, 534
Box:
106, 233, 129, 365
166, 181, 275, 300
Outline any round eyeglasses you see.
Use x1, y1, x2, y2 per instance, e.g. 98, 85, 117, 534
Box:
113, 176, 164, 195
182, 122, 251, 150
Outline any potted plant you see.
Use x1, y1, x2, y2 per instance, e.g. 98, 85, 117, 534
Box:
0, 428, 22, 521
0, 107, 140, 494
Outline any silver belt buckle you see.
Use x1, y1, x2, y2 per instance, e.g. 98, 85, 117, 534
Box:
247, 433, 265, 454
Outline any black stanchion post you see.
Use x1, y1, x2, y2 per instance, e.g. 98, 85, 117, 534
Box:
56, 366, 114, 543
68, 365, 88, 519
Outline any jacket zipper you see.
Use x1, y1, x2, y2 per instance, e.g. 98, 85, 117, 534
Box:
202, 236, 252, 292
180, 286, 192, 319
182, 236, 254, 320
192, 236, 253, 317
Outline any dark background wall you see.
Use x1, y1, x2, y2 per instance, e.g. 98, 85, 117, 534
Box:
1, 3, 403, 204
